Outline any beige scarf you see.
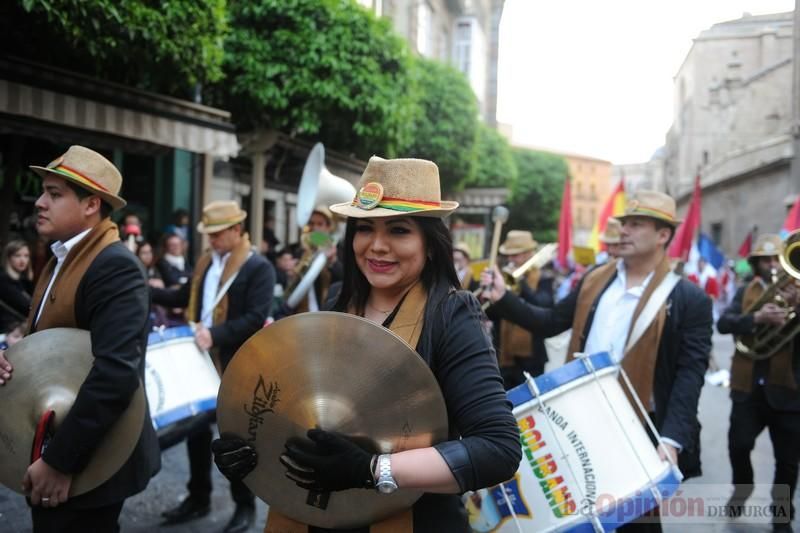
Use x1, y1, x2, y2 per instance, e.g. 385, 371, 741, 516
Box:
27, 218, 121, 332
187, 233, 253, 372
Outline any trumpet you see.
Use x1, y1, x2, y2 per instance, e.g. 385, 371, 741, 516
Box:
478, 243, 558, 311
735, 229, 800, 360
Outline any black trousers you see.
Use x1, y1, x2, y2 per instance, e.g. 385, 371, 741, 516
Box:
31, 500, 124, 533
728, 384, 800, 520
187, 420, 255, 506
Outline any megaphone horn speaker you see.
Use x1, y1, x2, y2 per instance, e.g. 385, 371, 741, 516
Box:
296, 143, 357, 228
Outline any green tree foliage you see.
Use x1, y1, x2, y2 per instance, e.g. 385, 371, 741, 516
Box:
506, 149, 567, 242
1, 0, 226, 95
211, 0, 415, 159
400, 58, 479, 193
464, 123, 517, 189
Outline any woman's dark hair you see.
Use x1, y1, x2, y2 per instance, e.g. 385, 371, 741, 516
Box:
333, 216, 460, 315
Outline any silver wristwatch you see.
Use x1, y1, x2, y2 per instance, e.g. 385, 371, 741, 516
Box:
374, 454, 398, 494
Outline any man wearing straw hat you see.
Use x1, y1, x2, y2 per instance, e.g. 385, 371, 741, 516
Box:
718, 233, 800, 527
0, 145, 160, 532
600, 217, 623, 262
482, 190, 712, 530
453, 242, 479, 291
285, 204, 343, 315
484, 230, 554, 388
153, 200, 275, 532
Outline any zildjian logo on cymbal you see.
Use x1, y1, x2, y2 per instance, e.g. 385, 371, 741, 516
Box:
244, 375, 280, 443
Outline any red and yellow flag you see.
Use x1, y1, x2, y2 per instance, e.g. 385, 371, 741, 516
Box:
588, 180, 626, 252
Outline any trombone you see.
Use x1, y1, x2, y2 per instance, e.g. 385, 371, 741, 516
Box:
735, 229, 800, 360
476, 243, 558, 311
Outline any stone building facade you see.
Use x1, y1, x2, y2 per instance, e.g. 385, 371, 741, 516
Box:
663, 12, 798, 254
357, 0, 504, 124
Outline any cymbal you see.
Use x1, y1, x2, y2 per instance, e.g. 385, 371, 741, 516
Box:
0, 328, 146, 496
217, 312, 448, 529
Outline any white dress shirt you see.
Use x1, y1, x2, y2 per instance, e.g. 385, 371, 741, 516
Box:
34, 228, 92, 325
201, 251, 230, 328
584, 261, 654, 363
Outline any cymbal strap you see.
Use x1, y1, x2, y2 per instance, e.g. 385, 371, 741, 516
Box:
31, 410, 55, 464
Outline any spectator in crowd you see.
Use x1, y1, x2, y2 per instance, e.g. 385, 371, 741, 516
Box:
156, 233, 192, 287
0, 240, 34, 333
164, 208, 190, 243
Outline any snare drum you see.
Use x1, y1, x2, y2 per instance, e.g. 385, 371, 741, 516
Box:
466, 352, 682, 532
145, 326, 220, 441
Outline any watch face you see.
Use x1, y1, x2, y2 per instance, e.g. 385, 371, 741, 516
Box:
377, 480, 398, 494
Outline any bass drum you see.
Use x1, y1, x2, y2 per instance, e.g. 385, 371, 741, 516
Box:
145, 326, 221, 449
464, 352, 682, 532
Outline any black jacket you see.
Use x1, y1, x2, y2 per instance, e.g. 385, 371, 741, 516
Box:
152, 252, 275, 369
317, 289, 520, 532
487, 276, 554, 365
492, 274, 712, 479
0, 271, 32, 332
717, 285, 800, 411
155, 257, 192, 287
38, 242, 160, 509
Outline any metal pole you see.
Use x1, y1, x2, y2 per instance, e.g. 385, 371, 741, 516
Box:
792, 0, 800, 192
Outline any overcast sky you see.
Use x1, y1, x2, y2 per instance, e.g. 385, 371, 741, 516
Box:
496, 0, 796, 164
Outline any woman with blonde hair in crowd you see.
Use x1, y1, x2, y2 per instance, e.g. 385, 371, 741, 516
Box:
0, 240, 34, 333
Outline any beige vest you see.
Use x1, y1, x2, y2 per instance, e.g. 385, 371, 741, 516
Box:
27, 218, 121, 332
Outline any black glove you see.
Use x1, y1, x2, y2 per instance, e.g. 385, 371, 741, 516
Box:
212, 433, 258, 481
280, 428, 375, 492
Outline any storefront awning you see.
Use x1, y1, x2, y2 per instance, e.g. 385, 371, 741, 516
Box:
0, 57, 239, 158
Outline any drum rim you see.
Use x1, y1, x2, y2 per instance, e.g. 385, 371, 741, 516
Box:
147, 325, 195, 345
507, 352, 615, 408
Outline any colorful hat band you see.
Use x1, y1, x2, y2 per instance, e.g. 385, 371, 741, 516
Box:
352, 182, 441, 213
367, 196, 441, 213
626, 205, 675, 221
50, 164, 111, 194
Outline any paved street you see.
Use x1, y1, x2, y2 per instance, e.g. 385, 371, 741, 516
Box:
0, 332, 798, 532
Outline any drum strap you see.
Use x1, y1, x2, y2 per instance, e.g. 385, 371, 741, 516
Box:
624, 272, 680, 354
264, 284, 426, 533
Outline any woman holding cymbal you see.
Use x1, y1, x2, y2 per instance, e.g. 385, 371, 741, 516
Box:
212, 156, 520, 532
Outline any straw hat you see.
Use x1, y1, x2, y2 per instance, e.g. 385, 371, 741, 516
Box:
196, 201, 247, 234
30, 145, 126, 210
499, 230, 538, 255
750, 234, 781, 257
329, 156, 458, 218
617, 190, 681, 227
454, 242, 472, 259
600, 217, 622, 244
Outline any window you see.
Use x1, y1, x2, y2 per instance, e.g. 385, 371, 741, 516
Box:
589, 182, 596, 200
711, 222, 723, 245
416, 2, 433, 58
454, 21, 472, 75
